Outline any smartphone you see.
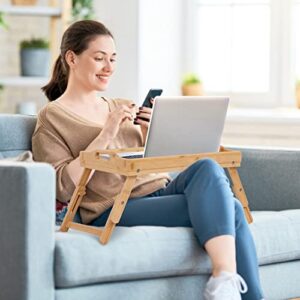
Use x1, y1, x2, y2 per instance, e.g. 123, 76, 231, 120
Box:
142, 89, 163, 108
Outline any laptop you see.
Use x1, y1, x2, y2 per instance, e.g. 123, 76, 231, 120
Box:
118, 96, 229, 158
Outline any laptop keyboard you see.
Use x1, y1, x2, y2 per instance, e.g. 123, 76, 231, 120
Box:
121, 154, 144, 159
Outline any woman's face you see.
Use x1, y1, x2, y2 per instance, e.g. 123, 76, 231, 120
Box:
72, 35, 116, 91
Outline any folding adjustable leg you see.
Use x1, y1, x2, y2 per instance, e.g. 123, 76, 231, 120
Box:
227, 167, 253, 224
99, 175, 137, 244
60, 168, 92, 232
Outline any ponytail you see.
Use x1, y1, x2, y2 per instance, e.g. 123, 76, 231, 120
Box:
42, 56, 68, 101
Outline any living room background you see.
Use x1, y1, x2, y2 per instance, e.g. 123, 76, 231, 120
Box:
1, 0, 300, 147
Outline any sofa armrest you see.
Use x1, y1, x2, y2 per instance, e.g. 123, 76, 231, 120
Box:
230, 146, 300, 211
0, 162, 56, 300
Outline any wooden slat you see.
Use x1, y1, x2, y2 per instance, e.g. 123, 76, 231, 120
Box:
227, 167, 253, 224
94, 147, 144, 154
80, 149, 242, 176
99, 176, 137, 245
81, 152, 128, 175
60, 168, 92, 232
99, 219, 115, 245
68, 222, 102, 236
110, 176, 137, 223
126, 152, 241, 173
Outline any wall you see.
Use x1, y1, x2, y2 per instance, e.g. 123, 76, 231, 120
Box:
94, 0, 184, 104
93, 0, 140, 101
137, 0, 183, 101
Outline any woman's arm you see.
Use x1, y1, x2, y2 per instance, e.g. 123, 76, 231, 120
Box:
65, 128, 112, 185
33, 102, 136, 200
66, 104, 134, 185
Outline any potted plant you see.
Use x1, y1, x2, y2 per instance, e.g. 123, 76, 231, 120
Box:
72, 0, 94, 21
20, 37, 50, 77
181, 73, 203, 96
296, 79, 300, 109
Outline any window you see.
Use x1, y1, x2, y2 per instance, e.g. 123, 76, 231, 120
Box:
293, 0, 300, 81
188, 0, 300, 107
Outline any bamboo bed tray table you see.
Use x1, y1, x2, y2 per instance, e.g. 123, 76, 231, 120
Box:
60, 147, 253, 245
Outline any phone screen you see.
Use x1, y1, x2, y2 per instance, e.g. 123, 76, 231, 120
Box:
142, 89, 163, 108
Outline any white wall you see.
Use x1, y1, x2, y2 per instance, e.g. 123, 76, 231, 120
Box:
94, 0, 184, 104
138, 0, 184, 101
94, 0, 140, 101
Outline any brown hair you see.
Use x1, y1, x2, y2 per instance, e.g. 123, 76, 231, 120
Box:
42, 20, 113, 101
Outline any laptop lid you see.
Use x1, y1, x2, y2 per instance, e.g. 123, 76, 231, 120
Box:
143, 96, 229, 157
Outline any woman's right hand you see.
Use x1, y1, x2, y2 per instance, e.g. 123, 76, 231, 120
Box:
101, 104, 135, 140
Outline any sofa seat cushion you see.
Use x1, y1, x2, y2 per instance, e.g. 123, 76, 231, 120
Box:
250, 210, 300, 265
55, 226, 211, 288
54, 209, 300, 288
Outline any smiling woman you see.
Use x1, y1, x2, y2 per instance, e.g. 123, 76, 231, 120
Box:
32, 20, 265, 300
42, 20, 115, 101
34, 20, 158, 213
68, 36, 116, 92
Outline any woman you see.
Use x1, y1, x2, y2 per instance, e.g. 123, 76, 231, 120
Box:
32, 20, 264, 300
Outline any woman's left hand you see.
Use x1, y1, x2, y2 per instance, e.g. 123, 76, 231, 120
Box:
134, 98, 153, 144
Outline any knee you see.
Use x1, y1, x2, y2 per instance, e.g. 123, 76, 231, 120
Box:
195, 158, 221, 170
192, 158, 225, 177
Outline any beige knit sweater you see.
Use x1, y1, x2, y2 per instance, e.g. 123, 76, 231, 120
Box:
32, 98, 170, 224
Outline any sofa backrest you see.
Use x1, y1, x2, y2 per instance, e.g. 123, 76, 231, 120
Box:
0, 114, 37, 158
235, 147, 300, 211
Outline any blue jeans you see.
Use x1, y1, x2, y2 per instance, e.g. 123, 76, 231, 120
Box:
90, 159, 264, 300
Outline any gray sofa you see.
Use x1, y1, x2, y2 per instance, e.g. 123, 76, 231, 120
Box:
0, 113, 300, 300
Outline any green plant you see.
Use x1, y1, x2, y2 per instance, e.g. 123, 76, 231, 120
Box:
182, 73, 202, 85
20, 38, 49, 49
72, 0, 94, 21
0, 12, 8, 29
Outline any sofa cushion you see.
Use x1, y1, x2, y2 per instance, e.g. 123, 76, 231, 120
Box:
54, 209, 300, 288
0, 114, 36, 158
0, 150, 33, 162
237, 147, 300, 211
55, 226, 211, 288
251, 210, 300, 265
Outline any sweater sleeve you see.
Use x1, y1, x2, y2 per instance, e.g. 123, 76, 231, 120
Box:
32, 126, 76, 203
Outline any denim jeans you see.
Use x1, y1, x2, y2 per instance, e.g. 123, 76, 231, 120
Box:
89, 158, 263, 299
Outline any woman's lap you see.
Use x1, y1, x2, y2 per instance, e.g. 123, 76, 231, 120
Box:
90, 159, 234, 230
90, 193, 192, 227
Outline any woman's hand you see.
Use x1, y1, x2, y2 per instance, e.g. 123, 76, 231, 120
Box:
134, 99, 153, 144
101, 104, 135, 140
